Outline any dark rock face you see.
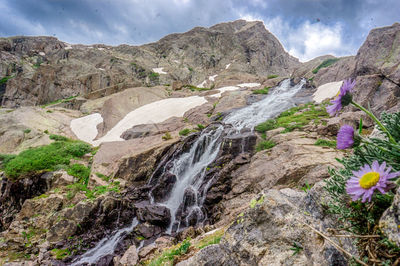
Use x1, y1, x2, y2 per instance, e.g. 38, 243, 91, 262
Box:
0, 173, 50, 231
135, 202, 171, 227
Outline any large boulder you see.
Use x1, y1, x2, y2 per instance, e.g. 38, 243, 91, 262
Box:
178, 182, 359, 265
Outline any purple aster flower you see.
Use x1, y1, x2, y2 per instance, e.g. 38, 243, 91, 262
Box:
337, 125, 354, 149
326, 79, 356, 116
346, 160, 400, 203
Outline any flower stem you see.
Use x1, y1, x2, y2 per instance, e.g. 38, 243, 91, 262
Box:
351, 101, 397, 144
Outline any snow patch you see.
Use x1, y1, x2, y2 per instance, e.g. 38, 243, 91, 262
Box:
237, 83, 261, 88
89, 96, 207, 145
70, 113, 103, 145
313, 81, 343, 103
65, 46, 73, 50
97, 48, 105, 51
209, 86, 240, 98
209, 75, 218, 81
153, 67, 167, 74
225, 63, 231, 69
197, 80, 207, 88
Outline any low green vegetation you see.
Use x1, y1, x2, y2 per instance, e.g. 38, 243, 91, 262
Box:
312, 58, 340, 74
148, 239, 191, 266
50, 248, 71, 260
179, 128, 191, 136
197, 124, 205, 130
290, 242, 303, 256
253, 86, 270, 95
183, 85, 211, 91
314, 139, 337, 148
162, 132, 173, 140
267, 74, 278, 79
250, 195, 265, 208
255, 103, 329, 134
256, 140, 276, 152
0, 135, 91, 180
96, 172, 111, 182
66, 181, 120, 200
67, 164, 90, 185
196, 229, 224, 249
41, 96, 77, 108
23, 129, 31, 134
0, 76, 13, 85
149, 72, 160, 81
188, 67, 193, 72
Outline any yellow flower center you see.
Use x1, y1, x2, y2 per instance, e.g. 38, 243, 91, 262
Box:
359, 172, 380, 189
335, 90, 341, 97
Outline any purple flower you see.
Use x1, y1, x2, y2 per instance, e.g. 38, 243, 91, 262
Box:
346, 160, 400, 203
337, 125, 354, 149
326, 79, 356, 116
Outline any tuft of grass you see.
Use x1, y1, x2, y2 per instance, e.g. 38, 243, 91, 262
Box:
162, 132, 172, 140
267, 74, 278, 79
0, 76, 13, 85
196, 229, 224, 249
255, 103, 329, 134
179, 128, 191, 136
67, 164, 90, 185
183, 85, 210, 91
314, 139, 337, 148
41, 96, 77, 108
148, 239, 191, 266
253, 86, 270, 95
50, 248, 71, 260
290, 242, 303, 256
23, 129, 31, 134
96, 172, 110, 182
2, 136, 91, 180
250, 195, 265, 208
312, 58, 340, 74
256, 140, 276, 152
197, 124, 205, 130
149, 72, 160, 81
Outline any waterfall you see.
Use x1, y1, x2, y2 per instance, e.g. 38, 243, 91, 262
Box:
71, 79, 306, 265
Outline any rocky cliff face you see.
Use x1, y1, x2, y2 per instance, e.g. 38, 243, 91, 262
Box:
0, 20, 299, 108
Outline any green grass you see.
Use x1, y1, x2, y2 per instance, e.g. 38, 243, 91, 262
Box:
66, 182, 120, 200
0, 76, 13, 85
179, 128, 191, 136
314, 139, 337, 148
253, 86, 270, 95
149, 72, 160, 81
197, 124, 205, 130
312, 58, 340, 74
256, 140, 276, 152
96, 172, 111, 182
162, 132, 172, 140
1, 136, 91, 180
50, 248, 71, 260
148, 239, 191, 266
41, 96, 77, 108
67, 164, 90, 185
183, 85, 211, 91
196, 229, 224, 249
267, 74, 278, 79
255, 103, 329, 134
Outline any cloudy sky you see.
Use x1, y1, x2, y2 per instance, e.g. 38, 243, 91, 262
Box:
1, 0, 399, 62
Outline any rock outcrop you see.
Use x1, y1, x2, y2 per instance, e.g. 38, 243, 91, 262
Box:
0, 20, 299, 108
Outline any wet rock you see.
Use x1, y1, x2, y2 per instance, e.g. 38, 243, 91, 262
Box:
118, 244, 139, 266
136, 203, 171, 227
220, 132, 257, 156
151, 172, 177, 202
0, 173, 50, 231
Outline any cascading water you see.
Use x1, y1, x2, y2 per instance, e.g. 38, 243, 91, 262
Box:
71, 79, 306, 265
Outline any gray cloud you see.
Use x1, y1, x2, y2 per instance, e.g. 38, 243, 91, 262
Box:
0, 0, 399, 61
